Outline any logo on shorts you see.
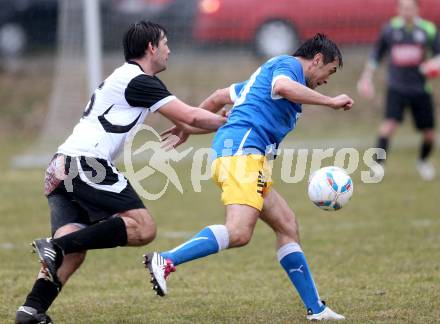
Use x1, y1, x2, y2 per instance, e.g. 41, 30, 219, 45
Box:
256, 171, 267, 197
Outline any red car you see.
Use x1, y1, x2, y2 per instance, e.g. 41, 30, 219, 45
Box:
193, 0, 440, 57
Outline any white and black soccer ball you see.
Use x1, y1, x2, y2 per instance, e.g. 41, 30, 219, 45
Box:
308, 166, 353, 211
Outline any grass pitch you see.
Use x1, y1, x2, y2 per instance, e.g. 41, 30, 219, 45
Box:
1, 47, 439, 323
1, 137, 439, 323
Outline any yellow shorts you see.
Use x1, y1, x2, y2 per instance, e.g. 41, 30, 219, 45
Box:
211, 154, 273, 211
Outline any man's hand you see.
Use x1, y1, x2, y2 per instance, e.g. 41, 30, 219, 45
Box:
357, 77, 375, 99
220, 107, 231, 118
160, 126, 190, 149
329, 94, 354, 111
420, 57, 440, 79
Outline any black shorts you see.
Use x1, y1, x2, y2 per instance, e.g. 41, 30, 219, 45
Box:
46, 155, 145, 235
385, 88, 435, 130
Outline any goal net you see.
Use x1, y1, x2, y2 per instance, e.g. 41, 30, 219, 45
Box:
11, 0, 89, 168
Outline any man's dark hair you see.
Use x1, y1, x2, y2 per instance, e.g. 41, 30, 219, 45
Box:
293, 33, 343, 68
123, 21, 168, 61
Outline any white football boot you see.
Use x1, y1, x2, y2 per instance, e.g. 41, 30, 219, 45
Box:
143, 252, 176, 297
306, 307, 345, 321
416, 160, 436, 181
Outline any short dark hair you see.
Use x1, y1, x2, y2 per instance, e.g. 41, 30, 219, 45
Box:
293, 33, 343, 68
123, 21, 168, 61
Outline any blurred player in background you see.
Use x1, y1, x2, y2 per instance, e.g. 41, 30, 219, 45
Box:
15, 21, 226, 324
357, 0, 440, 181
146, 34, 353, 321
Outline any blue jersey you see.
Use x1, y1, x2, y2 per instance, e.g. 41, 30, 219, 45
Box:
212, 55, 305, 157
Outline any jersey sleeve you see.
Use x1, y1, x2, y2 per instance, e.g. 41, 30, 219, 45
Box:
430, 25, 440, 56
229, 81, 246, 102
369, 24, 391, 67
271, 57, 304, 100
125, 75, 176, 112
272, 57, 304, 84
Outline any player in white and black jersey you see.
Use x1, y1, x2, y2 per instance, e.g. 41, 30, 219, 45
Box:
15, 21, 226, 324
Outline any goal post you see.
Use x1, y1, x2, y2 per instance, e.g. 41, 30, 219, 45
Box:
11, 0, 102, 168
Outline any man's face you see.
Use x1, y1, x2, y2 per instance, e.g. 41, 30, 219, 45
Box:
306, 54, 339, 89
152, 34, 170, 73
398, 0, 419, 23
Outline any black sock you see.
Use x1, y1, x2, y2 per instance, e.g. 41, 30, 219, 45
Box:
53, 217, 127, 254
375, 136, 389, 164
24, 278, 59, 313
377, 136, 389, 152
420, 141, 433, 160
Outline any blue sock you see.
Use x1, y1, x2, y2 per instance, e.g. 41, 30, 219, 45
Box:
160, 225, 229, 266
278, 243, 325, 314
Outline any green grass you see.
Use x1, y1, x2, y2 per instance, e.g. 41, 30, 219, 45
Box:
1, 137, 439, 323
1, 47, 440, 322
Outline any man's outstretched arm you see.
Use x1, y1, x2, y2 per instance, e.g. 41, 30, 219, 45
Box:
157, 97, 227, 131
272, 78, 354, 110
160, 87, 233, 148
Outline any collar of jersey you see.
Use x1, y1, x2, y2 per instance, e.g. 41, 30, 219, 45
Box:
127, 60, 144, 72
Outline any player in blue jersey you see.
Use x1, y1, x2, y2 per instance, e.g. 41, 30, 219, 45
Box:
146, 34, 354, 321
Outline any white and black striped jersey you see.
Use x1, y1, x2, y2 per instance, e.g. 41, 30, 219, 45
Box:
58, 61, 176, 161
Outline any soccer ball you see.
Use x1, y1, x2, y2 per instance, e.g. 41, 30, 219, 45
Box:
308, 166, 353, 211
